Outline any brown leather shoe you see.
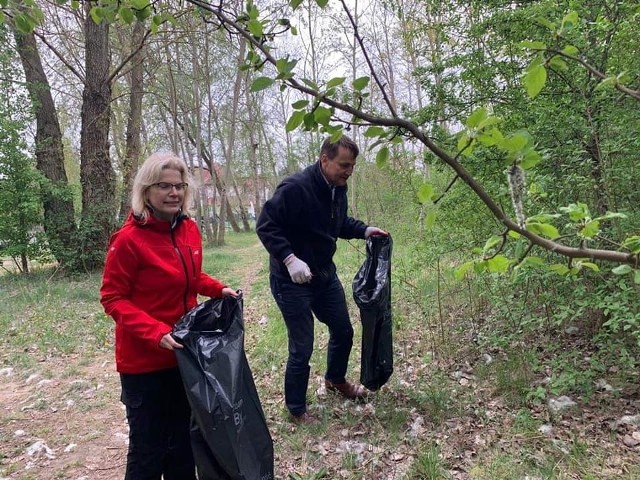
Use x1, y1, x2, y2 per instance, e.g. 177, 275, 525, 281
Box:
290, 411, 318, 425
325, 379, 367, 400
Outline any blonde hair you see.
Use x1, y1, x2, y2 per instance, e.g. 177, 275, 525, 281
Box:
131, 151, 194, 221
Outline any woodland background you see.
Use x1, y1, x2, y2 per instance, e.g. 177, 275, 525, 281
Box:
0, 0, 639, 478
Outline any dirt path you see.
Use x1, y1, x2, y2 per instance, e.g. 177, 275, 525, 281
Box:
0, 238, 268, 480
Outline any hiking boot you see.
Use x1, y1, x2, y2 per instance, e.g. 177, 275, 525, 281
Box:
290, 411, 318, 425
325, 379, 367, 400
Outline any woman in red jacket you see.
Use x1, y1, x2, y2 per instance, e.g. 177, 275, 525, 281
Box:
100, 151, 238, 480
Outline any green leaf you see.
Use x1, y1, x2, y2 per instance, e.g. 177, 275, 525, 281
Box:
250, 76, 274, 92
595, 212, 626, 221
328, 128, 344, 143
521, 256, 546, 267
483, 235, 502, 253
290, 0, 304, 9
454, 261, 475, 280
559, 202, 590, 222
578, 262, 600, 272
247, 19, 264, 37
291, 100, 308, 110
291, 25, 298, 35
561, 45, 579, 56
466, 107, 488, 128
535, 16, 556, 30
548, 56, 568, 71
622, 236, 640, 254
549, 263, 570, 275
635, 270, 640, 284
508, 230, 521, 239
302, 112, 317, 130
500, 133, 528, 153
477, 115, 501, 130
487, 255, 511, 273
580, 220, 600, 239
352, 76, 370, 91
326, 77, 345, 88
313, 106, 332, 125
561, 11, 579, 32
285, 111, 305, 132
457, 133, 473, 156
118, 6, 135, 24
132, 0, 152, 20
477, 128, 504, 147
376, 147, 390, 168
518, 40, 546, 50
276, 58, 298, 77
523, 62, 547, 98
89, 7, 104, 25
527, 213, 560, 223
131, 0, 150, 9
301, 78, 319, 90
424, 209, 437, 229
364, 126, 385, 138
521, 149, 542, 169
526, 222, 560, 239
14, 13, 35, 32
315, 0, 329, 7
474, 261, 488, 274
417, 183, 434, 204
595, 76, 617, 91
612, 265, 632, 275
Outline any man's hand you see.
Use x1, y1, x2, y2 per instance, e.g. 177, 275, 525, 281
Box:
365, 226, 388, 239
284, 254, 312, 284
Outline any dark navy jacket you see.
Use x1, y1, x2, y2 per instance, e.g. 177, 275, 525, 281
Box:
256, 161, 368, 283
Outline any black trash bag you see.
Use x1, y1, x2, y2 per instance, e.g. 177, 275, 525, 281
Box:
172, 294, 274, 480
352, 234, 393, 391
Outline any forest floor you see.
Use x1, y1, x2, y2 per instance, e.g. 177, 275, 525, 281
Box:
1, 233, 639, 479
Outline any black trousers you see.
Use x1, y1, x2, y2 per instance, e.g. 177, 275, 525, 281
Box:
120, 367, 197, 480
270, 273, 354, 416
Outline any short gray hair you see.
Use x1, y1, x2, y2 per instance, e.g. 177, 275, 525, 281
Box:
131, 152, 194, 221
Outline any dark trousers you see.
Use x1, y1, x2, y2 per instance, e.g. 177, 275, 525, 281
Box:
270, 273, 354, 416
120, 368, 197, 480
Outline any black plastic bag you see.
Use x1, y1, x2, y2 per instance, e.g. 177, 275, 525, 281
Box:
352, 235, 393, 391
173, 294, 274, 480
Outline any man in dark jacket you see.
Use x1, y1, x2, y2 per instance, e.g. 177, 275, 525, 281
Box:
256, 135, 387, 424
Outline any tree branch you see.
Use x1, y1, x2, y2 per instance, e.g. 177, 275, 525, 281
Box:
186, 0, 640, 267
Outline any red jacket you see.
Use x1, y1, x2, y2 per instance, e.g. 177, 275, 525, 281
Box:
100, 212, 226, 374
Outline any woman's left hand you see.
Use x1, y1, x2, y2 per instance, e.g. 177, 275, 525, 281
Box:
221, 287, 239, 297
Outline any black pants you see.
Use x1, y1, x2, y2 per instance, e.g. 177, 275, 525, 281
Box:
120, 368, 197, 480
270, 273, 354, 416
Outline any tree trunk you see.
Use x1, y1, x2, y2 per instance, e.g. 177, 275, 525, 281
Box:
79, 1, 116, 270
119, 21, 145, 221
217, 37, 250, 235
12, 26, 77, 267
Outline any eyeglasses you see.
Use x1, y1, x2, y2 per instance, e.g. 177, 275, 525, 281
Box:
151, 182, 189, 192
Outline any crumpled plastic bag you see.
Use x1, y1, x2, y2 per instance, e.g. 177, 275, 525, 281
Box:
173, 294, 274, 480
352, 234, 394, 391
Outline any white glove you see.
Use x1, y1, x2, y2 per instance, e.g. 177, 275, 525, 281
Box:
284, 255, 312, 284
365, 226, 388, 239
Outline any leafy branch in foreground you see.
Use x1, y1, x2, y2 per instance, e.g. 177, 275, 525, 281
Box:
186, 0, 639, 270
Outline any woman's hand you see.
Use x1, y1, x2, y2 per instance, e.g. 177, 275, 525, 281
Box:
159, 333, 183, 350
221, 287, 239, 297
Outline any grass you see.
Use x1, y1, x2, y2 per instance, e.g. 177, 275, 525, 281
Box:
2, 230, 640, 479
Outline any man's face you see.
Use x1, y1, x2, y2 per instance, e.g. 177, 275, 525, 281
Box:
320, 146, 356, 187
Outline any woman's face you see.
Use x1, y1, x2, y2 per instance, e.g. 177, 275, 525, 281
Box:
145, 168, 187, 221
